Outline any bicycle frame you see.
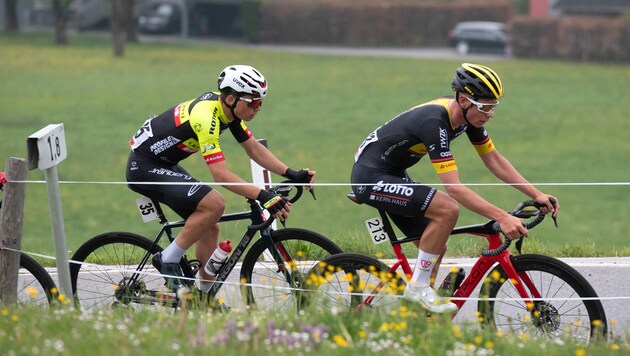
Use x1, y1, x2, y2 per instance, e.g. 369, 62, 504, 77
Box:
126, 198, 297, 304
361, 209, 540, 314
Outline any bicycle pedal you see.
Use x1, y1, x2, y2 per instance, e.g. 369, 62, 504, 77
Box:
188, 259, 201, 275
438, 268, 465, 297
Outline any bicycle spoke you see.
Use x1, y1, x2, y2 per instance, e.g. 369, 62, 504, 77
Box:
241, 229, 343, 312
480, 255, 606, 343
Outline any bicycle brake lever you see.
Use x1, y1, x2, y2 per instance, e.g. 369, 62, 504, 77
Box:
308, 187, 316, 200
548, 197, 558, 227
515, 237, 524, 255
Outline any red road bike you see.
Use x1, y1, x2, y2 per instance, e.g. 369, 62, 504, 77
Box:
307, 194, 607, 342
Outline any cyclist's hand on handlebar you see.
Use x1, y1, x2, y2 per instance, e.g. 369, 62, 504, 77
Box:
534, 194, 559, 218
284, 167, 317, 199
283, 168, 316, 189
498, 214, 528, 240
257, 189, 291, 221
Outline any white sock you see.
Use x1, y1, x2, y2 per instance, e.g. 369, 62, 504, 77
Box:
161, 241, 186, 263
409, 249, 440, 289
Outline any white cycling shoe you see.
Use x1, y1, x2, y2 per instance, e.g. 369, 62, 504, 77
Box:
403, 285, 458, 314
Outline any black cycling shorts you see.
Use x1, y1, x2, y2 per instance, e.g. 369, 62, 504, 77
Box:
126, 151, 213, 220
351, 162, 437, 238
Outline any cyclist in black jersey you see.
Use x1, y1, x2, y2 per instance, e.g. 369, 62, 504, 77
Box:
126, 65, 315, 291
352, 63, 559, 313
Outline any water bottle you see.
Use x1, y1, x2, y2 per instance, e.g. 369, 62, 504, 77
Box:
204, 240, 232, 276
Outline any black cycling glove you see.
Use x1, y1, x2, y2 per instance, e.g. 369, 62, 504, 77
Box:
283, 168, 311, 183
257, 190, 288, 216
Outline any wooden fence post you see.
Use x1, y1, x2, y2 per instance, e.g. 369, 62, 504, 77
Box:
0, 157, 28, 305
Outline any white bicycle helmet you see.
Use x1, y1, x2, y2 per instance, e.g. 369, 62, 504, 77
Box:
217, 65, 268, 98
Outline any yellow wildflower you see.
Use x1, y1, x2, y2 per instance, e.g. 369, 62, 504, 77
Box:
333, 335, 348, 348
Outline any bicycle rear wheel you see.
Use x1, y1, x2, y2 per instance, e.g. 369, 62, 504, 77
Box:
18, 253, 57, 306
304, 252, 405, 313
479, 254, 608, 342
240, 228, 343, 311
69, 232, 166, 310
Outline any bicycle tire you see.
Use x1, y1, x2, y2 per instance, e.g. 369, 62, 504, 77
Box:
240, 228, 344, 311
69, 231, 165, 310
478, 254, 608, 342
18, 253, 57, 306
302, 252, 406, 313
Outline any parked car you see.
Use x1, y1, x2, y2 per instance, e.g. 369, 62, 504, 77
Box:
137, 1, 181, 34
448, 21, 510, 55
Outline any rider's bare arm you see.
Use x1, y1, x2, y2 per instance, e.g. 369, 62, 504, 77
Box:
439, 169, 527, 239
240, 136, 289, 176
480, 149, 559, 216
208, 160, 265, 200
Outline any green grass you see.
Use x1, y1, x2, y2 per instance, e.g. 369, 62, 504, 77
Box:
1, 32, 629, 263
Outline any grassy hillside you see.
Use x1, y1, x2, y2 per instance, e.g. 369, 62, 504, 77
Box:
1, 33, 628, 261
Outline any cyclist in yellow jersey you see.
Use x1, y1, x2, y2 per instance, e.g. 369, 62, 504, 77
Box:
126, 65, 315, 291
352, 63, 559, 313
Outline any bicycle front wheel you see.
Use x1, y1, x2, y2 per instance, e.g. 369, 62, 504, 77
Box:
479, 254, 608, 342
240, 228, 343, 312
305, 252, 405, 313
70, 232, 164, 310
18, 253, 57, 306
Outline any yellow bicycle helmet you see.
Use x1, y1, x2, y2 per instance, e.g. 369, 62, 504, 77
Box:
451, 63, 504, 100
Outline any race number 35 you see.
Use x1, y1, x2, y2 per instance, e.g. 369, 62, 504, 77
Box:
365, 217, 389, 245
136, 196, 159, 222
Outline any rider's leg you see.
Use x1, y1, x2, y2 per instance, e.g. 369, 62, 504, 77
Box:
404, 191, 459, 313
409, 191, 458, 287
161, 190, 225, 263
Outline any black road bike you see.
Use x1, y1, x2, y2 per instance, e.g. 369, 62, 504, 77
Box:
69, 182, 343, 311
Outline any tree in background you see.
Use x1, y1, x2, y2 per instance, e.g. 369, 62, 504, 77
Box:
124, 0, 138, 43
52, 0, 72, 45
3, 0, 18, 31
111, 0, 125, 56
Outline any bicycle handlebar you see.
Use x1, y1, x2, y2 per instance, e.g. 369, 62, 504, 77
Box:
247, 180, 309, 230
482, 198, 556, 256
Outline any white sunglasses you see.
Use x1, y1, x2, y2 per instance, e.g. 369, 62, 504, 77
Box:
465, 96, 499, 114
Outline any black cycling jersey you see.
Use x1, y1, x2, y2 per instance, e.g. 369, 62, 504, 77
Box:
351, 97, 497, 231
354, 97, 494, 175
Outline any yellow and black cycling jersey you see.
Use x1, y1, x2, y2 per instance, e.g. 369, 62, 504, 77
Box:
354, 97, 495, 175
129, 92, 252, 165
